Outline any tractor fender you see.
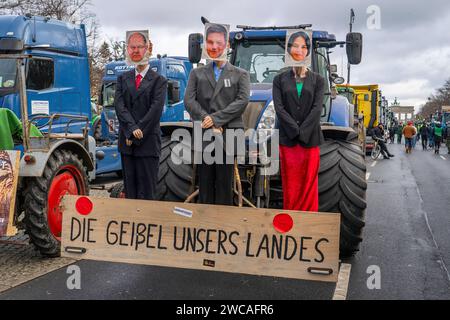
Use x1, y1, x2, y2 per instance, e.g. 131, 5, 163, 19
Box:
321, 125, 357, 141
160, 122, 193, 136
19, 138, 95, 177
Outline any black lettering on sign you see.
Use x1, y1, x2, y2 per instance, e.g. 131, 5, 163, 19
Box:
106, 221, 118, 245
228, 231, 239, 256
146, 224, 157, 249
70, 217, 81, 241
87, 219, 97, 243
196, 229, 206, 253
119, 221, 130, 247
256, 235, 270, 258
157, 225, 167, 250
271, 235, 283, 259
217, 230, 228, 255
284, 236, 297, 260
314, 238, 329, 263
245, 233, 255, 257
186, 227, 196, 252
299, 237, 312, 262
205, 229, 217, 254
173, 226, 185, 251
130, 222, 136, 247
135, 223, 147, 251
70, 217, 97, 243
81, 218, 86, 242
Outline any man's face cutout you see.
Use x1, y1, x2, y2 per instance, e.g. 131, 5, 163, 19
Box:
206, 32, 226, 59
127, 32, 148, 63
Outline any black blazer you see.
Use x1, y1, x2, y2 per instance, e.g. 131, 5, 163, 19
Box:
115, 69, 168, 157
273, 69, 325, 147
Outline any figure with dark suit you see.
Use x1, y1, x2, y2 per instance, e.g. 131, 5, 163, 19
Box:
115, 33, 168, 200
184, 44, 250, 205
273, 66, 325, 211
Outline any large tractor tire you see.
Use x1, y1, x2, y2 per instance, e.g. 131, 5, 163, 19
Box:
23, 149, 89, 257
319, 136, 367, 257
156, 135, 194, 201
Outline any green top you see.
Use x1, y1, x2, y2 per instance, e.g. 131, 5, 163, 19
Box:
434, 126, 443, 137
296, 82, 304, 98
0, 108, 43, 150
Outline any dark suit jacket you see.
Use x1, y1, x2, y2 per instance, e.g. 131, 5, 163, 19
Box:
184, 62, 250, 129
115, 69, 168, 157
273, 69, 325, 147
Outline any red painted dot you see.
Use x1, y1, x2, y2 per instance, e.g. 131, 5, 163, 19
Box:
273, 214, 294, 233
76, 197, 93, 216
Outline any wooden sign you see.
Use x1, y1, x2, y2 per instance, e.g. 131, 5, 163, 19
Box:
0, 150, 20, 237
61, 196, 340, 282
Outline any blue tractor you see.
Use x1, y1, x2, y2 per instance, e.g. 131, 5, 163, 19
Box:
154, 20, 366, 257
0, 15, 96, 256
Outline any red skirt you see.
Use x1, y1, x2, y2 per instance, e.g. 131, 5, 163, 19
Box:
279, 144, 320, 212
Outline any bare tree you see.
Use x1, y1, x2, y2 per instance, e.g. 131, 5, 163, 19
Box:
419, 79, 450, 119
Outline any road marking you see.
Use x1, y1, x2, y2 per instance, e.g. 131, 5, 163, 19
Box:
440, 156, 446, 160
332, 263, 352, 300
371, 161, 377, 168
366, 173, 371, 181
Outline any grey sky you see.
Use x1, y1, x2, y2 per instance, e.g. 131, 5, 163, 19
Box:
91, 0, 450, 110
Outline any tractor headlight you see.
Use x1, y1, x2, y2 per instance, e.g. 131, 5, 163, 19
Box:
254, 100, 276, 143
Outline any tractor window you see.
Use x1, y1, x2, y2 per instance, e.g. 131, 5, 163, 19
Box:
102, 82, 116, 107
233, 41, 286, 83
27, 58, 54, 91
167, 64, 186, 77
0, 59, 17, 95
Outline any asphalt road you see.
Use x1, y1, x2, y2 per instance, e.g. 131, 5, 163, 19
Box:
1, 142, 449, 300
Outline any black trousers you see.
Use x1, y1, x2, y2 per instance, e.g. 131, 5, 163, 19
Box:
198, 161, 234, 205
421, 136, 428, 149
121, 155, 159, 200
378, 140, 390, 156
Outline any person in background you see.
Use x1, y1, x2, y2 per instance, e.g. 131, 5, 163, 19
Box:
396, 122, 403, 144
372, 123, 394, 159
411, 122, 418, 149
433, 122, 443, 154
428, 122, 435, 149
402, 121, 417, 154
419, 123, 428, 150
389, 125, 395, 144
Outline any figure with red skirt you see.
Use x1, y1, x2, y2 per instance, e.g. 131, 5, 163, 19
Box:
273, 31, 325, 211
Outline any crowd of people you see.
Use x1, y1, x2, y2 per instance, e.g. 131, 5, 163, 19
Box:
386, 120, 450, 154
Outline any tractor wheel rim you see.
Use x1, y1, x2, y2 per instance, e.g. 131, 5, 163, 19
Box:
47, 165, 85, 241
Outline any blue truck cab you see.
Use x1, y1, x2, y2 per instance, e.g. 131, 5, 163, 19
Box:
0, 15, 91, 135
